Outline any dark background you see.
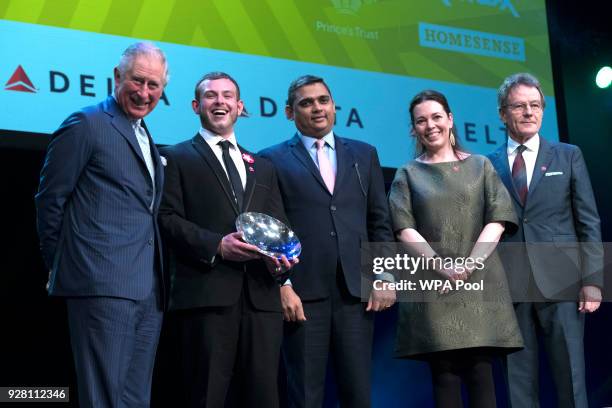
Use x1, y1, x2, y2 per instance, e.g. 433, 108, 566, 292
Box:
1, 1, 610, 406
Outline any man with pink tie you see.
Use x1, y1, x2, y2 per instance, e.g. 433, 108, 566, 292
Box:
260, 75, 395, 407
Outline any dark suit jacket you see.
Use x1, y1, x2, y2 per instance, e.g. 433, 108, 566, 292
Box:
36, 96, 164, 302
489, 138, 603, 299
259, 134, 394, 301
158, 135, 286, 312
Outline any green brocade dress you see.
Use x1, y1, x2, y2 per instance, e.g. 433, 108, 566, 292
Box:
388, 155, 523, 359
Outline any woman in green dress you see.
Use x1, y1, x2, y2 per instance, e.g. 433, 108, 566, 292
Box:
388, 90, 523, 407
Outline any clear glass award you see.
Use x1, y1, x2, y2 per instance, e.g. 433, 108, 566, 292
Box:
236, 212, 301, 259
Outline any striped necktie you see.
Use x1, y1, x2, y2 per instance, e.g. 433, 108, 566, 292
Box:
132, 120, 155, 210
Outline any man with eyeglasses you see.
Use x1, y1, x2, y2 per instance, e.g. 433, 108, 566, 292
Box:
488, 73, 603, 408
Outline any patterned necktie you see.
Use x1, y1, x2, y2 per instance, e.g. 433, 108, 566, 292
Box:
512, 144, 528, 205
218, 140, 244, 210
315, 139, 335, 193
132, 121, 155, 210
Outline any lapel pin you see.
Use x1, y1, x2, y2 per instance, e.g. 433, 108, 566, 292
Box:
541, 166, 547, 172
242, 153, 255, 164
452, 166, 460, 172
248, 166, 255, 173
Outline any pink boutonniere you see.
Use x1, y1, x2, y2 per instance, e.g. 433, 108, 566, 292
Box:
242, 153, 255, 164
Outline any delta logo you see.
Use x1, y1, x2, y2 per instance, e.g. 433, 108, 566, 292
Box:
3, 64, 170, 105
4, 65, 37, 93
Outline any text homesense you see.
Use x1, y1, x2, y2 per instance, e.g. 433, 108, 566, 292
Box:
419, 22, 525, 62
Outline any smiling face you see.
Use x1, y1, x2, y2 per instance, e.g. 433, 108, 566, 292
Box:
192, 78, 244, 137
411, 100, 454, 153
114, 54, 166, 120
500, 84, 543, 144
286, 82, 335, 139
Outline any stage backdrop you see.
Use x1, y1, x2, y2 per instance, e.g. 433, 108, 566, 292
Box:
1, 0, 558, 168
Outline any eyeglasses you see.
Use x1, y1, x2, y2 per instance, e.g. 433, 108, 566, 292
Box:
505, 102, 543, 113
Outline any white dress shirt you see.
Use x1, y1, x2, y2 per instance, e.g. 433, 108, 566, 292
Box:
199, 127, 247, 189
507, 134, 540, 188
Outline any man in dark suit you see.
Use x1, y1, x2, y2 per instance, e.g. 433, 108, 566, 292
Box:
35, 42, 168, 407
259, 75, 395, 408
158, 72, 296, 408
488, 73, 603, 408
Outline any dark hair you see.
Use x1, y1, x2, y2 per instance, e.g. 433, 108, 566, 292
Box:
497, 72, 546, 110
194, 71, 248, 116
409, 90, 463, 158
286, 75, 333, 107
194, 72, 241, 100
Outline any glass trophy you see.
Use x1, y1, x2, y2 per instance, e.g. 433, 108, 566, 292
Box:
236, 212, 302, 260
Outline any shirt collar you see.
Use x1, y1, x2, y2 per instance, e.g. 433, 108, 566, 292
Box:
507, 133, 540, 155
299, 130, 335, 150
199, 127, 238, 150
112, 95, 141, 127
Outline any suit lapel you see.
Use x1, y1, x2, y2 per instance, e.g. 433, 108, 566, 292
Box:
141, 120, 162, 178
289, 134, 331, 195
239, 146, 256, 211
104, 97, 164, 211
143, 122, 164, 210
333, 134, 354, 194
191, 135, 240, 215
527, 137, 553, 200
491, 144, 522, 206
104, 97, 148, 167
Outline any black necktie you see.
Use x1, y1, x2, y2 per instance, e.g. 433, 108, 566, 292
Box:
512, 145, 528, 205
218, 140, 244, 210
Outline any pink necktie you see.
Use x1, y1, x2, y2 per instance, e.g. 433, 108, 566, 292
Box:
315, 139, 335, 193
